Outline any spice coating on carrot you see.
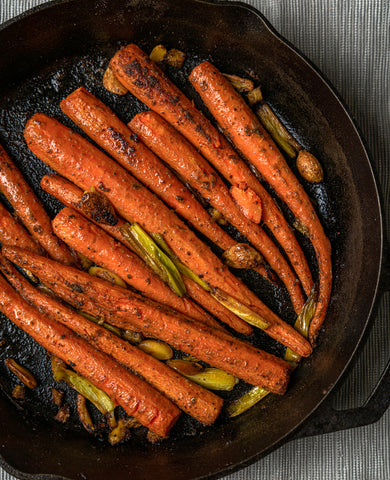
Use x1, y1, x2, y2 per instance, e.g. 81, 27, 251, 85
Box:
60, 87, 233, 251
0, 254, 222, 425
24, 113, 312, 354
52, 206, 219, 329
0, 268, 180, 436
129, 111, 305, 314
42, 175, 244, 331
189, 62, 332, 344
111, 44, 313, 296
3, 246, 293, 394
24, 113, 254, 336
0, 201, 44, 253
0, 144, 74, 265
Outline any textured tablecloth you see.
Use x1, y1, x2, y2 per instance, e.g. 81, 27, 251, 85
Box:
0, 1, 389, 479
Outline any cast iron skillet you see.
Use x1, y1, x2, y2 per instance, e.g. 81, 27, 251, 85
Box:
0, 1, 388, 479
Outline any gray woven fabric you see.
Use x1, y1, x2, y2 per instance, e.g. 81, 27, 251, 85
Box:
0, 1, 389, 479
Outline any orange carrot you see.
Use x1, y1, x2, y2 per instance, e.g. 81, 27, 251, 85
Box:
0, 144, 74, 264
3, 246, 293, 393
25, 113, 254, 336
129, 111, 305, 313
52, 206, 219, 329
0, 263, 180, 436
41, 175, 246, 331
189, 62, 332, 344
24, 113, 312, 353
110, 44, 313, 297
40, 174, 127, 242
0, 254, 222, 425
0, 201, 44, 253
60, 87, 233, 251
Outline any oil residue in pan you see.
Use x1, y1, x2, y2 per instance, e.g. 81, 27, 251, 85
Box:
0, 43, 335, 444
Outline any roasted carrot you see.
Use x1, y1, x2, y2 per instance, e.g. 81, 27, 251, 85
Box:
60, 87, 233, 251
0, 254, 222, 425
189, 62, 332, 344
0, 144, 74, 265
24, 113, 312, 354
3, 246, 293, 393
0, 201, 43, 253
129, 111, 305, 313
40, 174, 127, 241
0, 266, 180, 436
52, 206, 219, 329
42, 175, 245, 330
25, 113, 254, 335
110, 44, 313, 297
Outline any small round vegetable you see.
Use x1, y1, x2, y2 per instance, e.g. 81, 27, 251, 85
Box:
138, 339, 173, 361
296, 150, 324, 183
222, 243, 263, 269
103, 65, 128, 95
165, 49, 186, 68
150, 44, 167, 63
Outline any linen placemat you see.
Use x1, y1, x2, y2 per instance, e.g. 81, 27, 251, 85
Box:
0, 1, 388, 479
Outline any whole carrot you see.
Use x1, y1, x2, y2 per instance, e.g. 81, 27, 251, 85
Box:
25, 113, 254, 336
3, 246, 294, 393
0, 254, 222, 425
189, 62, 332, 344
42, 175, 246, 331
0, 144, 74, 264
0, 266, 180, 436
0, 201, 44, 253
60, 87, 233, 251
129, 111, 305, 313
52, 206, 219, 329
110, 44, 313, 296
24, 113, 312, 352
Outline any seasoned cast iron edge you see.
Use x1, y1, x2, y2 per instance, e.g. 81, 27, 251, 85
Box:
0, 0, 386, 479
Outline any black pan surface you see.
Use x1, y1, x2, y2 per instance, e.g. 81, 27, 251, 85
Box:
0, 1, 383, 479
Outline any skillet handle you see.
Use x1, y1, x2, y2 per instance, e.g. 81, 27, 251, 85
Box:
292, 239, 390, 438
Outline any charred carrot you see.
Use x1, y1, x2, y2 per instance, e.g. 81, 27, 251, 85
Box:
0, 144, 73, 264
129, 111, 305, 313
42, 175, 245, 331
0, 201, 43, 253
60, 87, 233, 251
110, 44, 313, 297
0, 267, 180, 436
3, 246, 293, 393
52, 206, 219, 328
189, 62, 332, 344
25, 113, 254, 335
0, 254, 222, 425
24, 113, 312, 353
40, 174, 127, 242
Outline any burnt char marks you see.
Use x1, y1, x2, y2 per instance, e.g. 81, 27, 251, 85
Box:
106, 127, 135, 158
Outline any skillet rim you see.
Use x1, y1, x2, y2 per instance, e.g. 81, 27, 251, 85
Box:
0, 0, 384, 479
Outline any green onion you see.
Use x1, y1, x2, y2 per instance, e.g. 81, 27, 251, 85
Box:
152, 233, 211, 291
120, 223, 186, 297
284, 285, 318, 365
51, 357, 115, 414
256, 103, 300, 158
227, 386, 270, 417
79, 311, 122, 337
211, 287, 270, 330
